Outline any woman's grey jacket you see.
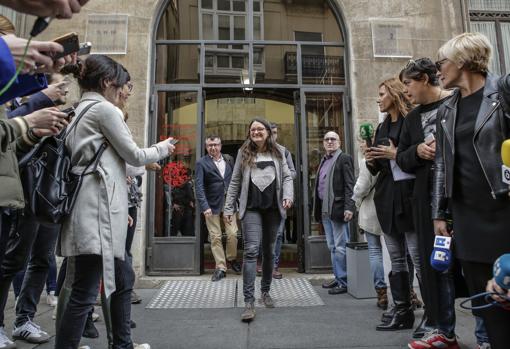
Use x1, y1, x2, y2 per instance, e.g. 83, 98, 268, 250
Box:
223, 144, 294, 219
59, 92, 170, 297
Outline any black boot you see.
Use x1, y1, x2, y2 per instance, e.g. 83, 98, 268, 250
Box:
381, 306, 396, 324
376, 271, 415, 331
82, 312, 99, 338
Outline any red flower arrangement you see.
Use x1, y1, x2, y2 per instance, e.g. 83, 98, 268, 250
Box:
163, 161, 190, 187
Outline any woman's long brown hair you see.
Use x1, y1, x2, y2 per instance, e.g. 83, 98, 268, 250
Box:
379, 77, 413, 117
240, 118, 283, 168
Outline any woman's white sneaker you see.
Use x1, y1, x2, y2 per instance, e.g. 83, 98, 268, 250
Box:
46, 291, 58, 307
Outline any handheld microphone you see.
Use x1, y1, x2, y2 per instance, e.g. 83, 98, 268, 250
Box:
30, 17, 52, 37
430, 235, 452, 272
359, 123, 374, 148
502, 139, 510, 185
493, 253, 510, 290
459, 253, 510, 310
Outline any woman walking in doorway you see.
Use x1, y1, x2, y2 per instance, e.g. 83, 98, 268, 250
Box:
224, 118, 293, 322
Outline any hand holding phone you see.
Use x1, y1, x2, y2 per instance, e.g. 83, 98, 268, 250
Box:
52, 32, 80, 60
424, 133, 435, 145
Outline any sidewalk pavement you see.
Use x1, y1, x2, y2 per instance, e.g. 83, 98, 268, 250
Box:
5, 273, 479, 349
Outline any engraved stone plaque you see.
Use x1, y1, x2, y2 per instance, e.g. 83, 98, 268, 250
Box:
85, 14, 129, 54
370, 19, 412, 58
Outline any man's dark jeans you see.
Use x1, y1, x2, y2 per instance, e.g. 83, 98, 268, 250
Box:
55, 255, 135, 349
436, 269, 456, 336
14, 223, 59, 326
0, 208, 58, 327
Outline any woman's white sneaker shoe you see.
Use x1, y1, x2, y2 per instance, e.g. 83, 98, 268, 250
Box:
46, 291, 58, 307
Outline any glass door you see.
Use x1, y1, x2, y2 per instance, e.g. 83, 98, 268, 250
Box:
146, 89, 203, 275
299, 90, 347, 272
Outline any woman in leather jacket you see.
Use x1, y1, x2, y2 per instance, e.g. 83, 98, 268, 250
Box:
432, 32, 510, 349
366, 77, 418, 332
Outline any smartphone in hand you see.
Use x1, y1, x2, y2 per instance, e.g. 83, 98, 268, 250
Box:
424, 133, 435, 144
377, 137, 390, 146
169, 139, 179, 145
52, 32, 80, 60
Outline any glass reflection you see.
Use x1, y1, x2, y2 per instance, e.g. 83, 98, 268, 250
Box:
305, 93, 344, 236
155, 92, 197, 237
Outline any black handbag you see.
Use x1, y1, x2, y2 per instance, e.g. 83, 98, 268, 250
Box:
19, 100, 107, 224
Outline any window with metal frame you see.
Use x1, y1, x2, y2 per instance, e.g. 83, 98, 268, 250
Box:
200, 0, 264, 74
469, 0, 510, 74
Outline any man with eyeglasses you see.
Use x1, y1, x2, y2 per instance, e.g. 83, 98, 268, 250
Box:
314, 131, 355, 295
195, 136, 241, 281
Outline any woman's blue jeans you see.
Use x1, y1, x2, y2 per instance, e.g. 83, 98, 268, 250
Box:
363, 231, 387, 289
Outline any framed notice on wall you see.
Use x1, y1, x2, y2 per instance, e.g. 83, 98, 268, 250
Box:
85, 14, 129, 54
370, 18, 412, 58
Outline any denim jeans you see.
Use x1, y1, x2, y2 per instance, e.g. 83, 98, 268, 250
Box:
13, 252, 57, 297
0, 208, 59, 327
436, 269, 456, 337
383, 230, 421, 279
363, 231, 387, 289
241, 209, 280, 304
126, 206, 137, 266
475, 315, 490, 345
322, 217, 349, 288
13, 222, 59, 327
56, 254, 135, 349
273, 218, 286, 268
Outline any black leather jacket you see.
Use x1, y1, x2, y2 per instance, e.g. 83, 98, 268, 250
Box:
432, 74, 510, 220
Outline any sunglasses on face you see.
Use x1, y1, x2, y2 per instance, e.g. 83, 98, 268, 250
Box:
435, 58, 448, 71
323, 137, 338, 143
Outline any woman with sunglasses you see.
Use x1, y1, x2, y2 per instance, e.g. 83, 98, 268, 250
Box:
55, 55, 175, 349
223, 118, 293, 322
432, 32, 510, 348
366, 77, 418, 331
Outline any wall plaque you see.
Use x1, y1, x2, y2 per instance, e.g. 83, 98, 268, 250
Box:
85, 14, 129, 54
370, 19, 412, 58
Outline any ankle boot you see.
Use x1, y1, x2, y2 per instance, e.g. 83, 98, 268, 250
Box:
376, 287, 388, 310
381, 306, 395, 323
376, 271, 415, 331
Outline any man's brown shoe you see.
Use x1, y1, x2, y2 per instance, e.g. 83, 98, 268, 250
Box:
241, 302, 256, 322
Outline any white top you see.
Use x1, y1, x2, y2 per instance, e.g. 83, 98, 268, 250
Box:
211, 155, 226, 178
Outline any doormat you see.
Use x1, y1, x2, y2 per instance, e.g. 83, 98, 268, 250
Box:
146, 278, 324, 309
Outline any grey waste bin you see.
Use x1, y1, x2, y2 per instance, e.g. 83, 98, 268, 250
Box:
346, 242, 377, 299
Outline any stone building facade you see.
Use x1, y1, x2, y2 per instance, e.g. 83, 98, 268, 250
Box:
5, 0, 509, 282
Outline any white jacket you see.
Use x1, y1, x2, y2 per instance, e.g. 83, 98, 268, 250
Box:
59, 92, 170, 297
352, 156, 383, 235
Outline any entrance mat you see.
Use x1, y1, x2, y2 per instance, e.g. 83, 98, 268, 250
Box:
146, 279, 237, 309
237, 277, 325, 308
146, 278, 324, 309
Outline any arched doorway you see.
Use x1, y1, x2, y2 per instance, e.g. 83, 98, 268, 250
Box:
146, 0, 350, 275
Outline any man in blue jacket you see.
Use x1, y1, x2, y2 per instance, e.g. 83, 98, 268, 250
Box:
195, 136, 240, 281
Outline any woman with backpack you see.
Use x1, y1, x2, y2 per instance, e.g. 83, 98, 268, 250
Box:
55, 55, 175, 349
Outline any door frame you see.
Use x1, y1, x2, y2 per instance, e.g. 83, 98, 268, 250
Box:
146, 86, 204, 275
298, 86, 352, 273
